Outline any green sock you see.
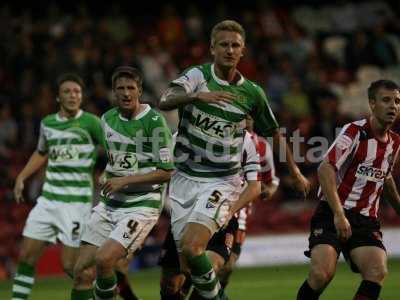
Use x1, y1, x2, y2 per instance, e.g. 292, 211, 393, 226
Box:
187, 253, 220, 300
71, 288, 94, 300
11, 262, 35, 299
94, 274, 117, 300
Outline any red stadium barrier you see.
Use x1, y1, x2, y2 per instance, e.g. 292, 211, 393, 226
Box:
35, 244, 64, 277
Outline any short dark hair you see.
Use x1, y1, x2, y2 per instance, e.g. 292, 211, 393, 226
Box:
111, 66, 143, 89
56, 73, 84, 94
368, 79, 400, 100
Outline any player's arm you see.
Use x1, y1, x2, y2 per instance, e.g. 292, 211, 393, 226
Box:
318, 160, 351, 241
271, 130, 310, 197
14, 151, 48, 203
159, 68, 235, 111
251, 85, 310, 197
14, 122, 49, 203
102, 169, 173, 195
383, 175, 400, 215
260, 181, 278, 201
230, 180, 261, 214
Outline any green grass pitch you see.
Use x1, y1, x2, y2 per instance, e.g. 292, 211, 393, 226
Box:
1, 259, 399, 299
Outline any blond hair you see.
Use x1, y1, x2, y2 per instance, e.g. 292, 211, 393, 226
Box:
210, 20, 246, 46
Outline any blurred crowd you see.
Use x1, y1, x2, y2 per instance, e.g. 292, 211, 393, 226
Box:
1, 1, 400, 278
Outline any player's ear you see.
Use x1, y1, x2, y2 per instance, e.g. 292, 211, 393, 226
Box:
369, 98, 376, 111
210, 43, 215, 56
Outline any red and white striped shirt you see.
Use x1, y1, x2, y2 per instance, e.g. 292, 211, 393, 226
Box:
318, 118, 400, 218
237, 131, 279, 230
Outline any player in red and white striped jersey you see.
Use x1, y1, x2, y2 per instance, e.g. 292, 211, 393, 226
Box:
218, 116, 280, 290
298, 80, 400, 300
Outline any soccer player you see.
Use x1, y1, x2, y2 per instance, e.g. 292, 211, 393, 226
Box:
11, 73, 103, 300
71, 66, 174, 300
159, 20, 310, 299
218, 116, 280, 291
297, 79, 400, 300
159, 128, 262, 300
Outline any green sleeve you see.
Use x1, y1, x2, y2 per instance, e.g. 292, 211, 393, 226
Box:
250, 85, 279, 138
151, 114, 175, 170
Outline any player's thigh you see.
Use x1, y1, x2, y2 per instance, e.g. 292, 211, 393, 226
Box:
309, 244, 338, 279
74, 243, 98, 274
61, 245, 80, 274
180, 222, 213, 256
350, 246, 388, 282
19, 237, 48, 264
96, 238, 127, 267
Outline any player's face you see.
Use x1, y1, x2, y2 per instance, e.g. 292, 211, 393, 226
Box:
58, 81, 82, 114
245, 115, 254, 131
370, 88, 400, 126
114, 77, 141, 114
211, 31, 245, 69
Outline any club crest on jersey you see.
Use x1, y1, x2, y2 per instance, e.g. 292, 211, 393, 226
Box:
194, 111, 235, 138
355, 164, 386, 183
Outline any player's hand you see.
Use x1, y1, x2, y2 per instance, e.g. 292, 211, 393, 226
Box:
195, 91, 236, 107
14, 178, 25, 203
101, 177, 127, 196
334, 214, 352, 241
216, 200, 233, 228
292, 172, 311, 199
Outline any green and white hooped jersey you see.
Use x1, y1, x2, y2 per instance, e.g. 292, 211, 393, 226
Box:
166, 63, 278, 181
101, 105, 174, 213
38, 110, 103, 203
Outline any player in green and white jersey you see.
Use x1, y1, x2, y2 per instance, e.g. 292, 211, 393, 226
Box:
11, 73, 103, 300
159, 20, 310, 300
72, 66, 174, 300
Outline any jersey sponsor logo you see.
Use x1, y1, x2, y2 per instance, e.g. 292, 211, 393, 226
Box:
108, 150, 138, 173
194, 111, 235, 138
355, 164, 386, 183
159, 147, 171, 163
313, 228, 323, 237
49, 145, 80, 162
152, 116, 159, 121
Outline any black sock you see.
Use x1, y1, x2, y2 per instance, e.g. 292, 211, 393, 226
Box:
354, 280, 381, 300
115, 270, 139, 300
160, 290, 184, 300
297, 280, 321, 300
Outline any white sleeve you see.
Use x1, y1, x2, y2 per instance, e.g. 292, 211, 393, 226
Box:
241, 131, 260, 181
171, 67, 205, 94
36, 122, 48, 154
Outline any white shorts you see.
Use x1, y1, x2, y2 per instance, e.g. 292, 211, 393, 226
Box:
23, 197, 91, 248
81, 202, 159, 253
169, 172, 242, 244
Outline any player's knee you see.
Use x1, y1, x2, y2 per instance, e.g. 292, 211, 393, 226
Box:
181, 241, 204, 259
62, 260, 75, 278
363, 264, 388, 283
73, 264, 95, 287
95, 248, 116, 271
309, 266, 334, 288
19, 248, 37, 266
